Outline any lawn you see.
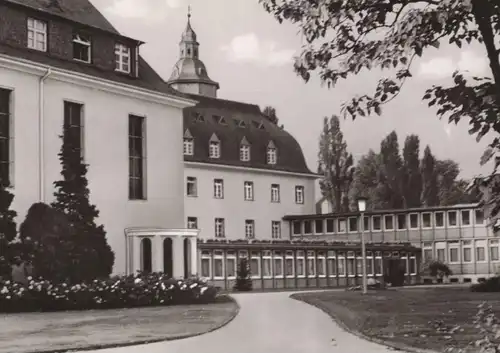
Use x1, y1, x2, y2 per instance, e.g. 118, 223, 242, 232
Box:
0, 295, 238, 353
292, 287, 500, 352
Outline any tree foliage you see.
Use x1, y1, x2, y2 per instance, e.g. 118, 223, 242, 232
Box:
0, 184, 17, 279
51, 123, 114, 283
234, 258, 253, 292
259, 0, 500, 223
379, 131, 405, 208
350, 149, 384, 210
421, 145, 440, 206
318, 115, 354, 212
262, 105, 279, 125
402, 135, 422, 208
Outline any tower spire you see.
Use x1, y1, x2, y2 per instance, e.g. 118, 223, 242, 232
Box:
187, 5, 191, 21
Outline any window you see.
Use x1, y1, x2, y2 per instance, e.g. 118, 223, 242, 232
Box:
244, 181, 254, 201
304, 220, 312, 234
129, 115, 146, 200
356, 254, 363, 276
140, 238, 152, 273
348, 217, 358, 232
475, 209, 485, 225
449, 242, 459, 263
0, 89, 12, 187
317, 251, 326, 277
374, 252, 382, 276
307, 251, 316, 277
476, 241, 486, 262
295, 186, 304, 204
327, 251, 336, 277
273, 251, 284, 278
200, 251, 211, 278
271, 184, 280, 202
363, 216, 371, 231
183, 137, 194, 155
366, 252, 374, 275
240, 144, 250, 161
272, 221, 281, 239
315, 219, 324, 234
448, 211, 457, 227
347, 251, 355, 276
435, 212, 444, 228
409, 213, 419, 229
490, 240, 499, 261
209, 141, 220, 158
186, 176, 197, 197
64, 101, 84, 158
262, 251, 272, 278
292, 221, 301, 235
372, 216, 382, 231
226, 251, 236, 279
422, 213, 432, 228
73, 33, 91, 62
187, 217, 197, 229
384, 215, 394, 230
267, 147, 277, 164
463, 240, 472, 263
115, 43, 131, 73
296, 251, 305, 277
245, 220, 255, 239
326, 219, 335, 233
250, 251, 261, 278
215, 218, 225, 238
423, 243, 433, 261
213, 179, 224, 199
437, 248, 445, 262
285, 251, 295, 277
397, 214, 406, 230
27, 18, 47, 51
338, 218, 347, 233
213, 250, 224, 279
461, 210, 471, 226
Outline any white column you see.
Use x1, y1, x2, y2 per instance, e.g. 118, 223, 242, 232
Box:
190, 237, 197, 277
172, 236, 184, 278
133, 236, 141, 274
155, 235, 163, 273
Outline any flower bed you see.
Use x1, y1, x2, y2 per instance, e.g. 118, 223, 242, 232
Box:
0, 272, 218, 313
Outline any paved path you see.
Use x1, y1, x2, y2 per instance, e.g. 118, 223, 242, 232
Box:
84, 291, 404, 353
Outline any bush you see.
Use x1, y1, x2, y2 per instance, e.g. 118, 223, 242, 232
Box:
470, 276, 500, 292
0, 272, 218, 313
234, 258, 252, 292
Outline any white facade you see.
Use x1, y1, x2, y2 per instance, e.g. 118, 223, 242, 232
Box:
184, 162, 317, 240
0, 55, 196, 276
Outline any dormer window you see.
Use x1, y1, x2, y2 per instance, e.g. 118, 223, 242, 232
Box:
213, 115, 227, 125
73, 33, 91, 63
240, 137, 251, 162
209, 134, 220, 159
27, 18, 47, 52
115, 43, 131, 73
267, 141, 277, 165
234, 119, 246, 128
252, 120, 265, 130
183, 130, 194, 155
193, 112, 205, 123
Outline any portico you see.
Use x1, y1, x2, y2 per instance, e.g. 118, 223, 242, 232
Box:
125, 228, 200, 278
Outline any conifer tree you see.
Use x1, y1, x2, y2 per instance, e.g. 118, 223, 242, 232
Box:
0, 182, 17, 280
52, 122, 114, 282
234, 258, 252, 292
421, 146, 440, 207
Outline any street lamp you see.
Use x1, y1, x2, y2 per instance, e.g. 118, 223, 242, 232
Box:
357, 196, 368, 294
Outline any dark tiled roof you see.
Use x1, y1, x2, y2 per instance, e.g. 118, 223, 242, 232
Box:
0, 42, 189, 98
183, 93, 315, 175
5, 0, 119, 34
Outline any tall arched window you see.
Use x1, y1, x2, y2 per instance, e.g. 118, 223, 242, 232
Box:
140, 238, 152, 273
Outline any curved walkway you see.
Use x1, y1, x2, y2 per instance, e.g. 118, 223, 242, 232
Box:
84, 291, 405, 353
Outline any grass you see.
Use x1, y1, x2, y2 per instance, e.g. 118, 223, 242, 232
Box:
292, 287, 500, 352
0, 295, 239, 353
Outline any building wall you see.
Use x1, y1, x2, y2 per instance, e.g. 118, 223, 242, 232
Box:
170, 82, 217, 98
184, 163, 316, 240
1, 65, 186, 275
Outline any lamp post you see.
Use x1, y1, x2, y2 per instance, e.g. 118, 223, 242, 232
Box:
357, 196, 368, 295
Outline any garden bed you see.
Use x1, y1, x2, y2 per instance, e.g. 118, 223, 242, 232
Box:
0, 295, 239, 353
292, 287, 500, 352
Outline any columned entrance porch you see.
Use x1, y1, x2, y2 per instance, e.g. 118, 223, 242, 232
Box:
125, 228, 199, 278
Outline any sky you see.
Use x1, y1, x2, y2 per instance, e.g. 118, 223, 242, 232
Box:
93, 0, 493, 181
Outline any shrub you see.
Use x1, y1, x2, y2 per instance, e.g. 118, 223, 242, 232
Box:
470, 276, 500, 292
0, 272, 218, 313
234, 258, 252, 292
0, 181, 17, 280
421, 260, 452, 281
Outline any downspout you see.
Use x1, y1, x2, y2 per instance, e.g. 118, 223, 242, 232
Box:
39, 68, 52, 202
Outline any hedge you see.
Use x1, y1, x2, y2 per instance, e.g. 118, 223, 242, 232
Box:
0, 272, 218, 313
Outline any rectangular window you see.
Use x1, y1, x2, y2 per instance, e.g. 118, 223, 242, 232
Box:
437, 248, 445, 262
128, 115, 145, 200
213, 251, 224, 279
326, 219, 335, 233
363, 216, 371, 231
476, 245, 486, 262
209, 141, 220, 158
475, 209, 485, 225
347, 253, 355, 276
186, 176, 197, 197
262, 251, 272, 278
461, 210, 471, 226
267, 147, 277, 164
338, 254, 346, 276
296, 251, 305, 277
273, 251, 284, 278
490, 240, 499, 261
183, 137, 194, 155
317, 251, 326, 277
449, 246, 459, 263
27, 18, 47, 52
292, 221, 301, 235
374, 253, 382, 275
409, 213, 419, 229
64, 101, 84, 157
338, 218, 347, 233
307, 251, 316, 277
372, 216, 381, 231
422, 213, 432, 228
0, 89, 12, 187
295, 185, 304, 204
201, 251, 211, 278
240, 145, 250, 161
115, 43, 131, 73
356, 257, 363, 276
448, 211, 457, 227
271, 221, 281, 239
397, 214, 406, 230
215, 218, 225, 238
315, 219, 324, 234
244, 181, 254, 201
73, 33, 91, 62
304, 220, 312, 234
271, 184, 280, 202
348, 217, 358, 232
327, 251, 336, 277
187, 217, 197, 229
285, 251, 294, 277
366, 253, 374, 275
214, 179, 224, 198
423, 249, 433, 261
245, 220, 255, 239
435, 212, 444, 228
463, 245, 472, 263
250, 252, 261, 278
384, 215, 394, 230
226, 251, 236, 279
